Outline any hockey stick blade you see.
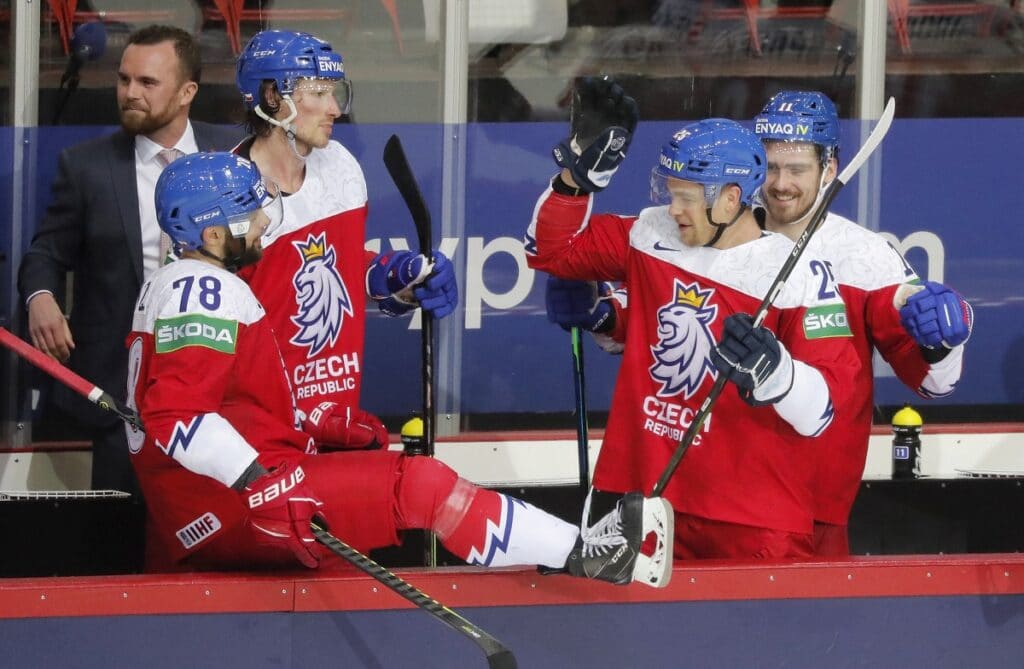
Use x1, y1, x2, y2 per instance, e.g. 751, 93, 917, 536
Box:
0, 326, 143, 431
311, 522, 518, 669
1, 327, 515, 667
649, 97, 896, 498
383, 134, 432, 258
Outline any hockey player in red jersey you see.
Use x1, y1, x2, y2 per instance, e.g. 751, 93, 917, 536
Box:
526, 77, 860, 559
753, 91, 971, 555
126, 151, 673, 585
230, 30, 456, 453
544, 89, 973, 558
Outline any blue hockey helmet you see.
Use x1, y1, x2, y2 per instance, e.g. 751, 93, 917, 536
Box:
236, 29, 352, 114
156, 152, 283, 252
651, 118, 766, 207
754, 90, 839, 162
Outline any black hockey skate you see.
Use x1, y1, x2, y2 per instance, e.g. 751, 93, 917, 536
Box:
565, 491, 673, 588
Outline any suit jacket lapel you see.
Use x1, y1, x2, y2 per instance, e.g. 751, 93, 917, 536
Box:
195, 121, 224, 152
109, 130, 144, 284
194, 122, 213, 151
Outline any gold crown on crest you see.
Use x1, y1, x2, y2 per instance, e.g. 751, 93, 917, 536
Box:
297, 234, 326, 261
675, 284, 708, 309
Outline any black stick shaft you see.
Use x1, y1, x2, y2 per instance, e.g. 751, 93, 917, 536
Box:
311, 523, 517, 669
383, 134, 438, 566
571, 327, 590, 496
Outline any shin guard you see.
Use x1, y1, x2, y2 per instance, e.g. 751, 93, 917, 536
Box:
395, 456, 578, 568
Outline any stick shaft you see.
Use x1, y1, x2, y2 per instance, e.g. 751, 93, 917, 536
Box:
570, 327, 590, 494
383, 134, 435, 457
311, 523, 517, 669
383, 134, 438, 566
0, 326, 143, 431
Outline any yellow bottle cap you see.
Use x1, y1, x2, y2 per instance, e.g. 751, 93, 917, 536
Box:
892, 404, 923, 428
401, 416, 424, 439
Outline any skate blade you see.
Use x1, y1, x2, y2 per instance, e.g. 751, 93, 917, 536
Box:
633, 496, 674, 588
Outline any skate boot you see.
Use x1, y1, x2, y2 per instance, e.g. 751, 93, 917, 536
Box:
565, 491, 673, 588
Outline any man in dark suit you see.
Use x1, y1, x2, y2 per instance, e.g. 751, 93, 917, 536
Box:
18, 25, 242, 494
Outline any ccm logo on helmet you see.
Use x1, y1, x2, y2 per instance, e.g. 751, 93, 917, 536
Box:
248, 466, 306, 508
723, 165, 752, 176
193, 210, 220, 223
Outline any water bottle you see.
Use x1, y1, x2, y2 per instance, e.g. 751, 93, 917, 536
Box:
891, 404, 923, 479
401, 415, 426, 456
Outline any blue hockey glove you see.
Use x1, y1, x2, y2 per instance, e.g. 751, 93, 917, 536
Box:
552, 76, 639, 193
367, 250, 428, 316
899, 281, 973, 349
367, 250, 458, 319
545, 276, 616, 334
711, 313, 794, 406
413, 251, 458, 319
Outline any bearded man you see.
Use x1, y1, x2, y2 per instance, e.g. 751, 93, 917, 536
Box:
18, 25, 241, 495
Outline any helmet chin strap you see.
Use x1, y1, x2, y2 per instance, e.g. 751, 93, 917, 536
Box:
701, 184, 747, 248
198, 237, 246, 273
703, 203, 748, 248
255, 96, 310, 162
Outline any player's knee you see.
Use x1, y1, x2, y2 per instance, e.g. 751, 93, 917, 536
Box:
395, 455, 476, 536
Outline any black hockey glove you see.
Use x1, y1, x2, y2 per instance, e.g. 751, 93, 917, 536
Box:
710, 313, 794, 406
552, 76, 639, 193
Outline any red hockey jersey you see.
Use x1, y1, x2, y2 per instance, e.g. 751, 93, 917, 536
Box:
126, 259, 313, 564
236, 140, 373, 419
526, 188, 859, 534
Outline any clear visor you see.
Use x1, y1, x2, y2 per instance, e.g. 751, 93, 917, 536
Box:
763, 140, 830, 171
293, 78, 353, 116
226, 178, 284, 241
650, 169, 717, 208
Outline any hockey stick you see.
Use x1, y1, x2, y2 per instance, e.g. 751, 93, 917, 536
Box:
0, 326, 518, 669
0, 326, 143, 431
382, 134, 439, 567
382, 134, 435, 460
310, 522, 517, 669
570, 327, 590, 497
650, 97, 896, 497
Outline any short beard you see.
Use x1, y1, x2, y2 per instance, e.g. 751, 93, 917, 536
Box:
768, 198, 811, 226
119, 107, 177, 137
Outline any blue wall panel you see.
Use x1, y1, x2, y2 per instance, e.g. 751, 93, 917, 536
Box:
5, 118, 1021, 419
2, 594, 1024, 668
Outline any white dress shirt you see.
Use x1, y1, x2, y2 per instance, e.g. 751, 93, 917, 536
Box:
135, 123, 199, 279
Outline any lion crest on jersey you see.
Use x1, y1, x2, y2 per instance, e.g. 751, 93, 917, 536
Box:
289, 233, 353, 357
649, 280, 719, 398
